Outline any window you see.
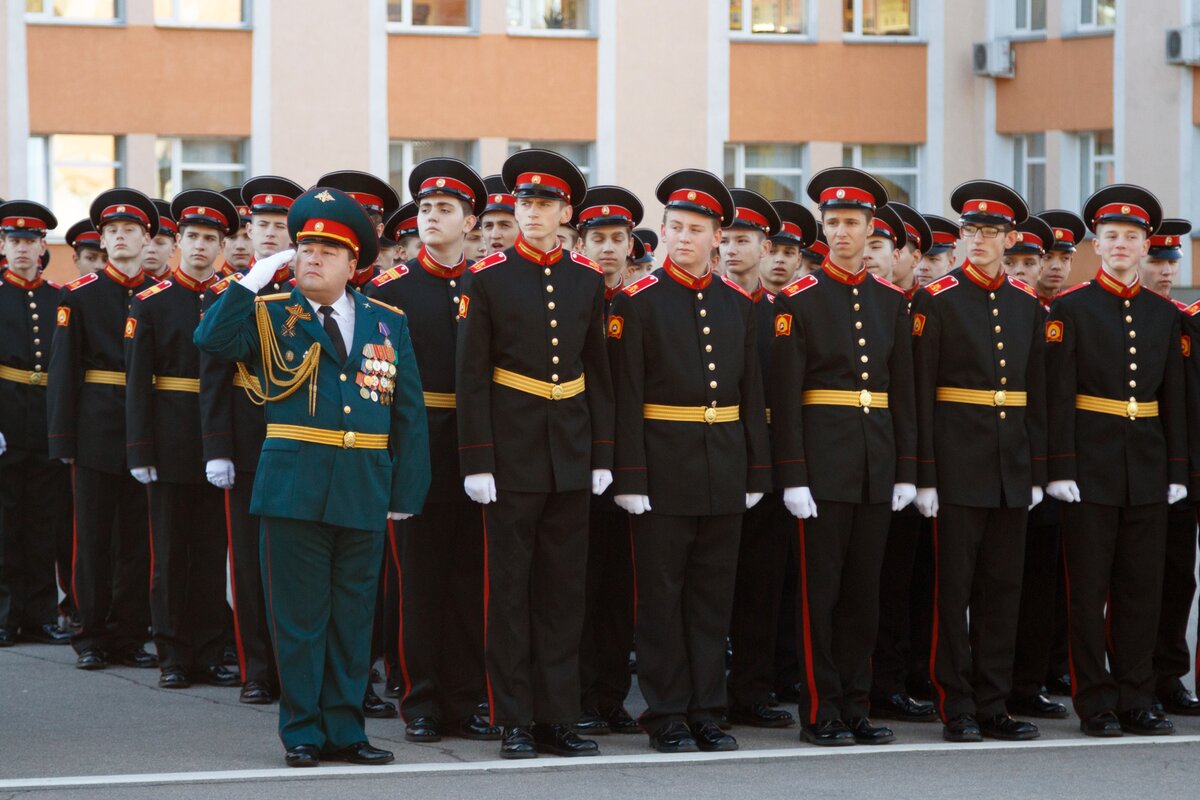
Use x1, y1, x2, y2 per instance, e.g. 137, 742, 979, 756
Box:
25, 0, 119, 22
1014, 0, 1046, 33
27, 135, 124, 232
842, 144, 919, 205
1079, 0, 1115, 29
389, 140, 477, 202
507, 140, 593, 179
506, 0, 590, 33
153, 0, 245, 25
729, 0, 807, 36
843, 0, 916, 36
387, 0, 471, 30
156, 138, 248, 198
723, 143, 805, 202
1079, 130, 1115, 200
1013, 133, 1046, 213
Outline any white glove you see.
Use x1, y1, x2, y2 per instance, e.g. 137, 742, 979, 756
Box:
464, 472, 497, 504
1168, 484, 1188, 505
387, 511, 413, 521
0, 432, 7, 457
614, 494, 652, 515
205, 458, 235, 490
239, 248, 295, 293
592, 469, 613, 496
892, 483, 917, 512
1046, 479, 1081, 503
746, 492, 763, 510
783, 486, 817, 519
1029, 486, 1044, 510
131, 466, 158, 484
914, 488, 938, 518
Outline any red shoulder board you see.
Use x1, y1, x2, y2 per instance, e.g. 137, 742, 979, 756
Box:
470, 251, 507, 273
924, 275, 958, 296
1056, 281, 1090, 299
781, 273, 818, 297
622, 274, 659, 297
47, 280, 61, 290
1184, 300, 1200, 317
66, 272, 99, 291
569, 251, 602, 273
1008, 277, 1038, 298
371, 264, 410, 287
721, 275, 752, 299
211, 273, 242, 295
872, 274, 905, 293
135, 280, 172, 301
1172, 298, 1187, 311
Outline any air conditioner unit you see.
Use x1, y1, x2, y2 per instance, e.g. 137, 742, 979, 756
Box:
1166, 25, 1200, 66
972, 40, 1015, 79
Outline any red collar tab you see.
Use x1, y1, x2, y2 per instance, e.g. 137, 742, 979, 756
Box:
103, 263, 145, 288
514, 234, 563, 266
732, 206, 770, 233
604, 284, 620, 301
1051, 227, 1075, 245
904, 283, 919, 300
666, 188, 723, 218
350, 267, 374, 286
818, 186, 876, 208
871, 218, 897, 242
3, 269, 43, 289
663, 257, 713, 291
902, 223, 922, 249
1093, 203, 1151, 228
1, 216, 47, 234
179, 205, 228, 229
345, 192, 385, 214
1149, 233, 1181, 247
931, 230, 956, 245
514, 172, 571, 202
418, 176, 476, 203
297, 218, 360, 255
1095, 268, 1141, 299
1038, 292, 1056, 306
250, 193, 294, 210
171, 268, 215, 292
579, 204, 634, 225
822, 258, 867, 286
100, 204, 150, 228
751, 284, 766, 303
961, 199, 1015, 223
962, 260, 1006, 291
418, 244, 467, 278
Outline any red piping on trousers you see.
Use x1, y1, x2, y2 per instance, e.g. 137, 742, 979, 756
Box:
797, 520, 820, 725
225, 489, 248, 683
386, 522, 412, 705
929, 517, 949, 722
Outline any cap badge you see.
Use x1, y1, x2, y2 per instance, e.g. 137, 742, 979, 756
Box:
117, 206, 126, 213
16, 219, 24, 228
1055, 229, 1064, 239
979, 202, 988, 211
315, 222, 325, 231
436, 178, 446, 188
836, 189, 846, 199
492, 194, 501, 203
531, 175, 542, 184
315, 190, 335, 203
1121, 205, 1131, 214
1166, 236, 1174, 245
266, 195, 274, 203
601, 206, 610, 215
197, 207, 205, 216
687, 191, 697, 201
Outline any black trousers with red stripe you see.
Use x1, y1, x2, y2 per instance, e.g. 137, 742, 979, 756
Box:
226, 471, 275, 685
484, 489, 589, 727
870, 507, 924, 699
728, 492, 791, 708
1153, 500, 1198, 698
579, 501, 634, 713
794, 500, 891, 725
391, 500, 487, 722
69, 465, 151, 655
1010, 518, 1062, 698
1061, 501, 1167, 718
0, 449, 70, 631
930, 504, 1026, 721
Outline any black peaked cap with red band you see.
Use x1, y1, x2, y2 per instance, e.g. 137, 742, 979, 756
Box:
315, 170, 400, 221
728, 187, 781, 237
950, 180, 1029, 227
0, 200, 57, 239
1037, 209, 1086, 253
502, 149, 587, 206
923, 214, 959, 255
152, 199, 178, 239
409, 158, 487, 217
220, 187, 252, 227
171, 189, 240, 237
632, 227, 658, 263
890, 201, 932, 256
870, 203, 908, 250
384, 201, 419, 241
66, 218, 101, 250
656, 168, 735, 227
1005, 215, 1054, 257
801, 228, 829, 264
1083, 184, 1163, 234
770, 200, 817, 248
90, 188, 158, 233
288, 187, 379, 268
241, 176, 305, 216
806, 167, 888, 212
482, 175, 516, 216
1147, 218, 1191, 260
572, 185, 644, 231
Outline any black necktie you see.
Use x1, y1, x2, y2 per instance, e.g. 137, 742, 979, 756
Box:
319, 305, 348, 363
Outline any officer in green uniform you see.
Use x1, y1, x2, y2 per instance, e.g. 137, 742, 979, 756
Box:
194, 187, 431, 768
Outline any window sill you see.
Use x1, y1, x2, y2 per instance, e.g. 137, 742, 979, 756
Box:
23, 17, 125, 27
505, 28, 595, 40
730, 33, 815, 44
841, 34, 925, 45
1006, 31, 1048, 43
386, 24, 478, 37
1062, 27, 1115, 40
154, 21, 252, 30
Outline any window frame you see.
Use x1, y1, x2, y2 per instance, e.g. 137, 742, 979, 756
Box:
24, 0, 124, 26
152, 0, 250, 29
506, 140, 593, 180
506, 0, 595, 37
386, 0, 476, 35
728, 0, 815, 42
1075, 0, 1115, 32
389, 139, 479, 202
1012, 132, 1047, 214
155, 137, 250, 199
842, 143, 921, 207
723, 142, 807, 203
1078, 130, 1115, 202
28, 133, 126, 242
1012, 0, 1046, 35
842, 0, 920, 42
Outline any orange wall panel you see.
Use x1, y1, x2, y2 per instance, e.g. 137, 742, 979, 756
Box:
387, 34, 596, 140
27, 25, 251, 136
729, 42, 927, 144
995, 37, 1113, 134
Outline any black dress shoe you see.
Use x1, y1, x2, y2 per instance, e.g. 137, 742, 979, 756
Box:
980, 713, 1039, 741
1008, 693, 1068, 719
800, 719, 855, 746
75, 648, 107, 670
1080, 710, 1123, 737
531, 723, 599, 757
728, 703, 795, 728
22, 623, 72, 645
648, 721, 698, 753
775, 682, 805, 704
500, 726, 537, 759
1118, 708, 1175, 735
576, 709, 611, 735
692, 719, 738, 751
285, 744, 320, 767
240, 681, 274, 704
324, 741, 394, 765
159, 667, 191, 689
405, 716, 442, 743
1160, 688, 1200, 716
942, 713, 982, 743
599, 705, 640, 734
198, 664, 241, 687
847, 717, 895, 744
363, 686, 398, 718
453, 714, 502, 740
872, 693, 938, 722
115, 646, 158, 669
1045, 673, 1072, 696
0, 627, 16, 647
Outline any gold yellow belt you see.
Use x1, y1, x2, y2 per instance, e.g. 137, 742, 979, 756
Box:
765, 407, 772, 424
643, 403, 740, 424
492, 367, 585, 401
0, 364, 47, 386
83, 369, 124, 386
152, 376, 200, 393
1075, 394, 1158, 420
423, 391, 457, 409
936, 387, 1027, 407
265, 423, 389, 450
802, 389, 888, 409
232, 372, 262, 393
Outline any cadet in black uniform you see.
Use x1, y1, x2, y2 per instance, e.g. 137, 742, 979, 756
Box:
315, 170, 400, 293
770, 168, 917, 746
126, 189, 243, 689
1045, 184, 1185, 737
65, 219, 106, 275
456, 149, 614, 759
48, 188, 158, 671
218, 188, 253, 275
479, 176, 519, 256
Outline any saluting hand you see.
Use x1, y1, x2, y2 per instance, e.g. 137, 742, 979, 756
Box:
239, 248, 296, 294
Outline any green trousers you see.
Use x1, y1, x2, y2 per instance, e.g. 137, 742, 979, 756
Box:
260, 516, 384, 750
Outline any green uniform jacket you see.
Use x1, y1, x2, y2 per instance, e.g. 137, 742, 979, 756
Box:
193, 282, 430, 530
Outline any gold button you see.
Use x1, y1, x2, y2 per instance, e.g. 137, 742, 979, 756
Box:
1129, 331, 1136, 339
989, 292, 996, 300
1130, 363, 1137, 371
127, 289, 133, 295
858, 338, 866, 346
342, 431, 356, 448
862, 372, 869, 380
29, 302, 36, 309
997, 342, 1004, 350
544, 268, 551, 276
32, 326, 38, 333
550, 320, 558, 328
999, 359, 1006, 367
853, 303, 861, 311
552, 356, 560, 364
852, 288, 859, 296
450, 280, 457, 288
26, 291, 33, 297
546, 285, 554, 293
860, 355, 869, 363
340, 374, 347, 382
343, 405, 352, 414
1124, 299, 1131, 307
699, 309, 707, 317
551, 337, 559, 346
992, 309, 999, 317
1129, 347, 1136, 354
1130, 380, 1137, 388
855, 321, 863, 330
33, 338, 40, 345
697, 292, 704, 300
199, 294, 205, 301
34, 351, 41, 358
994, 325, 1001, 333
1125, 315, 1132, 323
452, 296, 460, 303
30, 314, 38, 321
709, 380, 717, 388
548, 301, 556, 310
708, 363, 716, 371
34, 365, 41, 371
703, 326, 711, 335
552, 374, 559, 382
705, 344, 712, 352
999, 411, 1007, 420
1000, 377, 1008, 385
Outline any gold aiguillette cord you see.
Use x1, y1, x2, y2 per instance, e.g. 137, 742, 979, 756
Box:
235, 301, 321, 416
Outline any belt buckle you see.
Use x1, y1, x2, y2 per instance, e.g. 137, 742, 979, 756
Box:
1126, 399, 1138, 419
704, 407, 718, 424
551, 383, 565, 400
993, 390, 1006, 406
342, 431, 357, 448
29, 371, 45, 386
859, 389, 873, 408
